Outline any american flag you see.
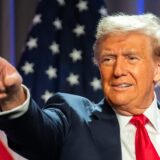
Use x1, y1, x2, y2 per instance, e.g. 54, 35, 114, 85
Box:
17, 0, 107, 107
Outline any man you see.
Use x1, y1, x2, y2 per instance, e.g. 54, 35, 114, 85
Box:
0, 13, 160, 160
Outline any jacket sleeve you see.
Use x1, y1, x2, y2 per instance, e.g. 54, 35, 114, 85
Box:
0, 93, 72, 160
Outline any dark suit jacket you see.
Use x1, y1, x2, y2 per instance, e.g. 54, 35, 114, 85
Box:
0, 93, 122, 160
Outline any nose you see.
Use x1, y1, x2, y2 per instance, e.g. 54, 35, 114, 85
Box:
113, 58, 127, 78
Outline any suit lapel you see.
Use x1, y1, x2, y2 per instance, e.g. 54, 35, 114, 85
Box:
89, 99, 122, 160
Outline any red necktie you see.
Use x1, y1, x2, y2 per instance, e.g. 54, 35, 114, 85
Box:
0, 139, 14, 160
130, 114, 159, 160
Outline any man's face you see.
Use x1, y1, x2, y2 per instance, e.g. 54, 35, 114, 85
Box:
97, 32, 160, 115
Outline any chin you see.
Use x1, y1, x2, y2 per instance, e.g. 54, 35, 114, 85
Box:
107, 94, 132, 106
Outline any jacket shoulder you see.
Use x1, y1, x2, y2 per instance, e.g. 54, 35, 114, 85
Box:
45, 92, 100, 121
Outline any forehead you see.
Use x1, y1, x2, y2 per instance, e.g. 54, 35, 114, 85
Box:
98, 32, 152, 51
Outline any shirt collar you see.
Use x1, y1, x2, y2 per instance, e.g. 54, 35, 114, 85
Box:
115, 93, 160, 132
144, 94, 160, 132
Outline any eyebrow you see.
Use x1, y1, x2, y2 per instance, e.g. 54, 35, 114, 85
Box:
100, 50, 116, 55
101, 49, 138, 55
122, 51, 140, 57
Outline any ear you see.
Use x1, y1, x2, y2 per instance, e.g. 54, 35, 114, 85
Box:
153, 63, 160, 83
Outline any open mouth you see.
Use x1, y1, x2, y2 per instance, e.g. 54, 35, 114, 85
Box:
111, 83, 133, 90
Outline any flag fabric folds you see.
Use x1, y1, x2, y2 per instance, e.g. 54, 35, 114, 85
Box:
18, 0, 107, 107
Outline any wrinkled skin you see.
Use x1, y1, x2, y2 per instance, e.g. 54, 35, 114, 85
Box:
96, 32, 160, 115
0, 32, 160, 116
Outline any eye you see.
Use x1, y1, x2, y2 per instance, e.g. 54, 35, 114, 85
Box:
100, 56, 116, 65
128, 56, 137, 60
126, 54, 140, 63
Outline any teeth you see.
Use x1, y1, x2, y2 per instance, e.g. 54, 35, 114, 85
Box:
116, 84, 131, 87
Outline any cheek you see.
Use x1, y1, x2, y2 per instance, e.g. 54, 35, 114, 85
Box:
132, 65, 155, 88
99, 67, 112, 91
100, 69, 111, 85
99, 66, 112, 81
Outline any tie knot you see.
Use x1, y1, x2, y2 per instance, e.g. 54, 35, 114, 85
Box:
130, 114, 149, 127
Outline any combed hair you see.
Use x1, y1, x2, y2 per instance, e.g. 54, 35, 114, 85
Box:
94, 13, 160, 60
96, 13, 160, 42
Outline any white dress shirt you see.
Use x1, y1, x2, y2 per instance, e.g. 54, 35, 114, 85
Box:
116, 95, 160, 160
0, 86, 160, 160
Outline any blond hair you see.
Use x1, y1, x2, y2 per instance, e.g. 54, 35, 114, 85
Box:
94, 13, 160, 60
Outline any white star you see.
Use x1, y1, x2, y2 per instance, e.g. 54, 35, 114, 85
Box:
45, 66, 57, 79
99, 6, 107, 16
90, 77, 102, 91
53, 18, 62, 30
66, 73, 79, 86
21, 61, 34, 75
76, 0, 88, 12
26, 37, 38, 50
69, 49, 82, 63
73, 24, 85, 37
56, 0, 65, 6
49, 41, 60, 55
41, 90, 54, 102
32, 14, 42, 25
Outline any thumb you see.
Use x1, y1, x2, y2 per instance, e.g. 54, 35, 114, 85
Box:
0, 57, 22, 90
4, 72, 22, 89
